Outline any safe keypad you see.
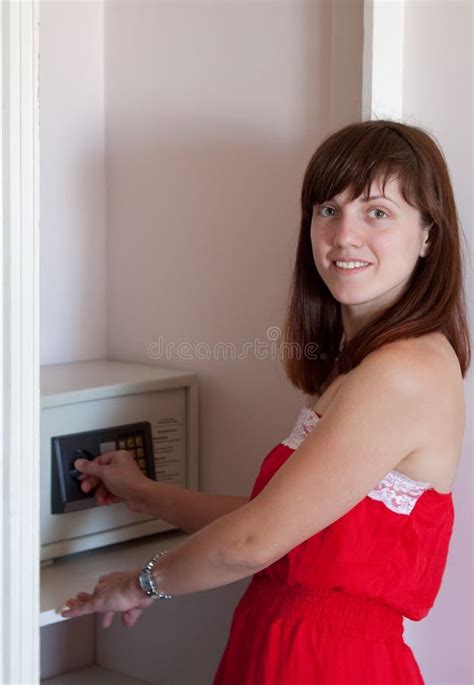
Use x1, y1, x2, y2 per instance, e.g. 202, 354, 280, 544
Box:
117, 431, 149, 475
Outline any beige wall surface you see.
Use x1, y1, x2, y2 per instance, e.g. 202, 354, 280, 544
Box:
402, 2, 473, 684
40, 0, 107, 365
104, 1, 332, 497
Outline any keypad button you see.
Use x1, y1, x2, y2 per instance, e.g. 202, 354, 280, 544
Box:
127, 437, 135, 448
135, 435, 144, 446
138, 458, 146, 469
136, 447, 144, 458
118, 440, 126, 449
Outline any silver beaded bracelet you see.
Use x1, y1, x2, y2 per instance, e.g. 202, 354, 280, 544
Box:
138, 549, 173, 599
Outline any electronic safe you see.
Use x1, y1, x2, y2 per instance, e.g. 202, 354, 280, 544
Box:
40, 359, 199, 561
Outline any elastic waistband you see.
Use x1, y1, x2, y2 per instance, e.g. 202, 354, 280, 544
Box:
236, 576, 404, 644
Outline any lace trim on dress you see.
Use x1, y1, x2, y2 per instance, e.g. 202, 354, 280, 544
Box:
366, 469, 431, 515
281, 407, 320, 450
281, 406, 432, 516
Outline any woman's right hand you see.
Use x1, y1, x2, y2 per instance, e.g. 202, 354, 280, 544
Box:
74, 451, 151, 512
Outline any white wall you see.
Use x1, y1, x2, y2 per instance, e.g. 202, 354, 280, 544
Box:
401, 2, 473, 684
40, 0, 107, 365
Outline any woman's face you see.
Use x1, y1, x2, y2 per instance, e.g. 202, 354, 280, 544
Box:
310, 176, 430, 315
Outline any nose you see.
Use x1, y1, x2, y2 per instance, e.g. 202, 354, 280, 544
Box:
332, 211, 364, 248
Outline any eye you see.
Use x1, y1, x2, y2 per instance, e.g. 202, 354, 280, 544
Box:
369, 208, 389, 219
317, 205, 336, 217
315, 206, 390, 219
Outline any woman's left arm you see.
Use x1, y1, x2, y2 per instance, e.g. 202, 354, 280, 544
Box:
60, 504, 270, 627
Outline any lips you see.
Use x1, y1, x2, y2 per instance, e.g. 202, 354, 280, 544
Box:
332, 262, 372, 275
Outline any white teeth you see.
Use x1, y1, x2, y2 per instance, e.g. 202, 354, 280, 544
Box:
335, 260, 370, 269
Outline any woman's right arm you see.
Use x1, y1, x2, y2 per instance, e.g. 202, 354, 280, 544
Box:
74, 451, 249, 535
135, 481, 249, 535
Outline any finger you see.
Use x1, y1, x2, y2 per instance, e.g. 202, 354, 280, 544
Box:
95, 483, 110, 506
77, 592, 93, 600
80, 476, 100, 493
74, 458, 103, 478
97, 485, 117, 506
102, 611, 115, 629
62, 592, 93, 613
122, 607, 143, 628
61, 600, 94, 619
95, 452, 116, 465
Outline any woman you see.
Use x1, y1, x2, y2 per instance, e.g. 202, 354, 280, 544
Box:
62, 119, 470, 684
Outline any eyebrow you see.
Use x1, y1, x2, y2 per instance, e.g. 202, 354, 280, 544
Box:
361, 195, 400, 208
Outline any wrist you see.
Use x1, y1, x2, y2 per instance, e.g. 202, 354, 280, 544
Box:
128, 477, 157, 514
137, 550, 173, 600
129, 569, 147, 602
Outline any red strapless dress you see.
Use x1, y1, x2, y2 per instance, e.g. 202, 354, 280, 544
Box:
212, 406, 455, 685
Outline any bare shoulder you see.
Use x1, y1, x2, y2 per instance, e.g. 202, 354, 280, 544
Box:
384, 332, 464, 414
358, 333, 465, 492
309, 332, 464, 494
363, 332, 461, 386
320, 336, 437, 405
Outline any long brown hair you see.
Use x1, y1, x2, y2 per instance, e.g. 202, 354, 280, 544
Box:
280, 119, 471, 396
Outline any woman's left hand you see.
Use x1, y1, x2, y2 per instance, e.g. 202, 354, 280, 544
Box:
60, 570, 155, 629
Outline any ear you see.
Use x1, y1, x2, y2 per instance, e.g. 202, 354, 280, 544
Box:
419, 223, 433, 258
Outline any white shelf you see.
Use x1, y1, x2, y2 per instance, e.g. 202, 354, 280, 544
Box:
41, 358, 198, 409
42, 665, 152, 685
40, 529, 188, 627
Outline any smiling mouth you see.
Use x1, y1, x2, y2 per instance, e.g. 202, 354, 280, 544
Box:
332, 262, 372, 275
